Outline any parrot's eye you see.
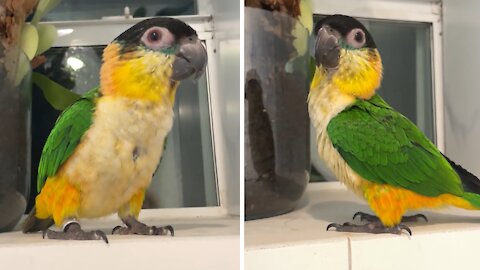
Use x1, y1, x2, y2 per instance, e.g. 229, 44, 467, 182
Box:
148, 30, 161, 42
354, 32, 363, 43
141, 26, 175, 51
346, 28, 366, 49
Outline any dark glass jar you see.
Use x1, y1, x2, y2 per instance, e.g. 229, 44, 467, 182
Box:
245, 7, 310, 220
0, 49, 31, 232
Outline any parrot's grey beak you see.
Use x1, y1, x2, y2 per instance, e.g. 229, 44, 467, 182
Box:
315, 27, 340, 70
171, 37, 208, 81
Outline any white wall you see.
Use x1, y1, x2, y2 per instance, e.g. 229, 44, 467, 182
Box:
443, 0, 480, 175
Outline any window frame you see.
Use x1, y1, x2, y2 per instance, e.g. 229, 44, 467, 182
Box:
42, 14, 232, 217
312, 0, 445, 152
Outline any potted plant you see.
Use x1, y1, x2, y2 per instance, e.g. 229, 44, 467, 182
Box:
0, 0, 76, 231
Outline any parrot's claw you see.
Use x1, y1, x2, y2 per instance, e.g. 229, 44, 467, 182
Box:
401, 213, 428, 223
112, 216, 174, 236
326, 221, 412, 236
352, 211, 377, 222
399, 224, 412, 236
42, 222, 109, 243
352, 212, 428, 223
326, 223, 341, 231
112, 225, 174, 236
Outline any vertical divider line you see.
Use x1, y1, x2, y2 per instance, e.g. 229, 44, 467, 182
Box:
348, 236, 353, 270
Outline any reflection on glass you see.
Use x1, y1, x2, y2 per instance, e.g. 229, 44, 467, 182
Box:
245, 7, 310, 220
29, 45, 216, 211
42, 0, 196, 21
311, 17, 434, 182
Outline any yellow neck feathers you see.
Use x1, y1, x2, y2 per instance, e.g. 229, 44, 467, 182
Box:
311, 48, 383, 100
100, 42, 179, 104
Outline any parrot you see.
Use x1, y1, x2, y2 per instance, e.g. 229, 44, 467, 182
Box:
309, 14, 480, 235
21, 17, 207, 242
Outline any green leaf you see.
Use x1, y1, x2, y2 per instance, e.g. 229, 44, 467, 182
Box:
20, 24, 38, 60
32, 72, 81, 110
14, 52, 31, 86
299, 0, 313, 33
31, 0, 63, 25
35, 24, 57, 56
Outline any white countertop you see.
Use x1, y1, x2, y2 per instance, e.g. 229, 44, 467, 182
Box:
246, 182, 480, 270
0, 209, 240, 270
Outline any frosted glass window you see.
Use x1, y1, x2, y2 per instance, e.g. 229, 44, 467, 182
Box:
311, 17, 434, 181
41, 0, 196, 21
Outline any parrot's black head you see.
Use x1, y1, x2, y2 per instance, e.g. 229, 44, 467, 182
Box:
115, 17, 197, 50
313, 14, 379, 70
311, 14, 383, 99
112, 17, 207, 81
314, 15, 376, 50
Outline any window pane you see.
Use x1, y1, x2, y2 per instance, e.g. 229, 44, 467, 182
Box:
42, 0, 196, 21
311, 17, 434, 181
366, 19, 434, 141
29, 44, 216, 211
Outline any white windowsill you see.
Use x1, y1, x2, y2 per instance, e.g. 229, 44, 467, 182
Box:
0, 209, 239, 270
246, 182, 480, 270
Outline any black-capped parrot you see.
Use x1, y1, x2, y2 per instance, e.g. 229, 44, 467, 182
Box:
22, 17, 207, 242
309, 14, 480, 234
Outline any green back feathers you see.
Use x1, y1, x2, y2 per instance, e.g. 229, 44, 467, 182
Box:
327, 95, 463, 197
37, 88, 99, 192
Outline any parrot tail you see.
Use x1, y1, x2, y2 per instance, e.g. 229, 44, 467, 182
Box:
22, 207, 54, 233
442, 154, 480, 208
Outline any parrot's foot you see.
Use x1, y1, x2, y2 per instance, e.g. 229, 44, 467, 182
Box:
112, 216, 174, 236
352, 211, 428, 223
43, 221, 108, 243
326, 222, 412, 235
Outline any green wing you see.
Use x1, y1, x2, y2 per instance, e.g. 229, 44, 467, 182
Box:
327, 94, 463, 197
37, 88, 99, 192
